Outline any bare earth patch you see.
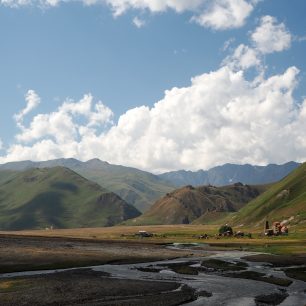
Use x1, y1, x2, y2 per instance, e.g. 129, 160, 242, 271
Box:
0, 269, 197, 306
0, 235, 194, 273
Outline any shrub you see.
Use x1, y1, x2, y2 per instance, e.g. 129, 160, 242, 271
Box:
219, 225, 233, 235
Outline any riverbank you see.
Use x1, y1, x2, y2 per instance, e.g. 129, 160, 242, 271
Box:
0, 269, 198, 306
1, 224, 305, 256
0, 233, 305, 305
1, 246, 305, 306
0, 235, 194, 274
1, 228, 305, 273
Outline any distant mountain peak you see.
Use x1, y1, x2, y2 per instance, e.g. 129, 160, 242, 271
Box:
86, 158, 109, 165
159, 161, 301, 187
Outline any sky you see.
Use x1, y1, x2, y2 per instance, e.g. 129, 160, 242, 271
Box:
0, 0, 306, 173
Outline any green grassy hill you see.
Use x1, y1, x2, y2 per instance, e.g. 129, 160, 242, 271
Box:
0, 159, 175, 213
231, 162, 306, 228
0, 170, 18, 185
128, 183, 267, 225
72, 159, 174, 213
0, 167, 140, 230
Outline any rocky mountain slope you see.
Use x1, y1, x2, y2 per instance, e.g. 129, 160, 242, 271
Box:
130, 183, 267, 225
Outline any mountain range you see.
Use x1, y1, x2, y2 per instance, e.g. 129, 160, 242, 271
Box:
0, 167, 140, 230
0, 158, 304, 230
0, 159, 300, 214
0, 158, 174, 213
159, 162, 300, 187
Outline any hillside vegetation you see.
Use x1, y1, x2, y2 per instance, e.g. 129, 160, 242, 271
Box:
0, 159, 175, 213
231, 162, 306, 228
0, 170, 18, 185
129, 183, 267, 225
0, 167, 140, 230
69, 159, 174, 213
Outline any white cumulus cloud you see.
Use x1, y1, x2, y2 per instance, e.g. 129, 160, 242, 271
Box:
223, 16, 293, 72
2, 65, 306, 172
92, 66, 304, 172
251, 15, 292, 54
192, 0, 254, 30
14, 90, 41, 128
14, 93, 113, 145
223, 44, 261, 70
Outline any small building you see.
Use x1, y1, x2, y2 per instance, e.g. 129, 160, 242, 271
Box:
272, 222, 282, 235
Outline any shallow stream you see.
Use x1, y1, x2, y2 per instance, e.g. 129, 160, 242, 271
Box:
1, 243, 306, 305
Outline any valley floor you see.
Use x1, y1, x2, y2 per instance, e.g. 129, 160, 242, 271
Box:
0, 234, 194, 273
0, 227, 305, 305
0, 268, 197, 306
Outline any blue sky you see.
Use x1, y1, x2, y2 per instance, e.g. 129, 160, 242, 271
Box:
1, 0, 306, 172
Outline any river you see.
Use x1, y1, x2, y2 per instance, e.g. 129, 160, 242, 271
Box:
1, 243, 305, 305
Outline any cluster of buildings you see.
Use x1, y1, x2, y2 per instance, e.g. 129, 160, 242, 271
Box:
264, 220, 289, 236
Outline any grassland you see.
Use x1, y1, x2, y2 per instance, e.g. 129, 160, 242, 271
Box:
0, 167, 140, 230
0, 224, 305, 306
231, 162, 306, 228
76, 163, 175, 213
0, 158, 175, 213
1, 223, 305, 255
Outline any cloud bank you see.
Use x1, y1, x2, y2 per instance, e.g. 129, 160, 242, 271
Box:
2, 64, 306, 172
0, 0, 257, 30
